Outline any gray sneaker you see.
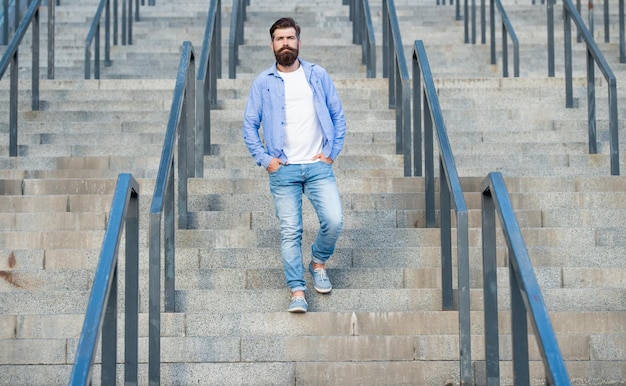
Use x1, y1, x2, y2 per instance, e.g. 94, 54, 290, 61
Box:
288, 296, 308, 313
309, 262, 332, 293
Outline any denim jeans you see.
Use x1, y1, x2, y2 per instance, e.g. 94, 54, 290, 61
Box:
269, 161, 343, 293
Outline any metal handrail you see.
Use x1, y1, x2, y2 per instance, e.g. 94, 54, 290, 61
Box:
562, 0, 620, 175
413, 40, 472, 385
489, 0, 519, 77
69, 173, 140, 386
148, 41, 196, 385
481, 172, 570, 385
84, 0, 141, 79
197, 0, 222, 163
347, 0, 376, 78
0, 0, 42, 157
228, 0, 247, 79
571, 0, 626, 62
381, 0, 411, 176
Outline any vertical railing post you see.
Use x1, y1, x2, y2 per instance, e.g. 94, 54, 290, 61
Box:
510, 263, 530, 385
548, 0, 555, 76
619, 0, 626, 63
586, 49, 597, 154
424, 95, 435, 228
608, 80, 619, 176
440, 163, 453, 311
382, 0, 389, 79
125, 182, 139, 385
122, 0, 127, 45
412, 52, 422, 177
164, 162, 175, 313
148, 213, 161, 385
31, 4, 39, 110
9, 50, 18, 156
489, 0, 495, 64
114, 0, 119, 45
2, 0, 8, 45
48, 0, 55, 79
457, 209, 472, 385
128, 0, 133, 45
480, 0, 486, 44
481, 186, 500, 385
604, 1, 610, 43
105, 0, 111, 66
101, 266, 118, 384
400, 69, 410, 177
502, 23, 508, 77
95, 23, 100, 79
14, 0, 20, 32
564, 5, 574, 108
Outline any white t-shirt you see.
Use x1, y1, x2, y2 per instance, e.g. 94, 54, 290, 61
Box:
278, 66, 323, 164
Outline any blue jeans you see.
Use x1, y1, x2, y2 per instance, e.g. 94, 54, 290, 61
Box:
269, 161, 343, 293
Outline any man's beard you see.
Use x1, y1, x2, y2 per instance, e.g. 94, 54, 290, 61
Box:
275, 47, 298, 67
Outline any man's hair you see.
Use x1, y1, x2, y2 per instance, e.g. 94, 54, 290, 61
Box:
269, 17, 301, 40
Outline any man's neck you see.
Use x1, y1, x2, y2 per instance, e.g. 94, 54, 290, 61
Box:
277, 59, 300, 73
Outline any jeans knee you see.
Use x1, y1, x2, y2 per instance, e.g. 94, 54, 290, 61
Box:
325, 215, 343, 234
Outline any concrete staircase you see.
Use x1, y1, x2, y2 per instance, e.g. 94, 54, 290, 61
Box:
1, 0, 625, 384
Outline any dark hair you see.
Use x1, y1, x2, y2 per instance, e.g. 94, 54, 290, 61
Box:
269, 17, 301, 40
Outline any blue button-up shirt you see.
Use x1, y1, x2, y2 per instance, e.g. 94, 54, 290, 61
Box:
242, 59, 346, 169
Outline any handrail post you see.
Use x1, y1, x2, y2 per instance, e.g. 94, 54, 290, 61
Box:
412, 50, 422, 177
440, 162, 453, 311
481, 184, 501, 383
586, 49, 597, 154
2, 0, 7, 45
619, 0, 626, 63
424, 95, 435, 227
382, 0, 389, 79
31, 4, 39, 110
564, 4, 574, 108
101, 265, 118, 384
48, 0, 55, 79
456, 209, 471, 384
489, 0, 495, 64
603, 0, 609, 42
124, 174, 140, 384
480, 0, 486, 44
510, 261, 530, 385
548, 0, 555, 76
9, 51, 17, 157
105, 0, 111, 66
148, 211, 162, 385
608, 80, 619, 175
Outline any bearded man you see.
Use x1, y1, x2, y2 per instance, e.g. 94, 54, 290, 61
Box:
242, 17, 347, 313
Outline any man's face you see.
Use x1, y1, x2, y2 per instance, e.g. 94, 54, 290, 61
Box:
271, 27, 300, 67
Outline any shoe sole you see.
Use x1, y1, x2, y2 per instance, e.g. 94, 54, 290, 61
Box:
313, 286, 332, 294
288, 307, 307, 313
